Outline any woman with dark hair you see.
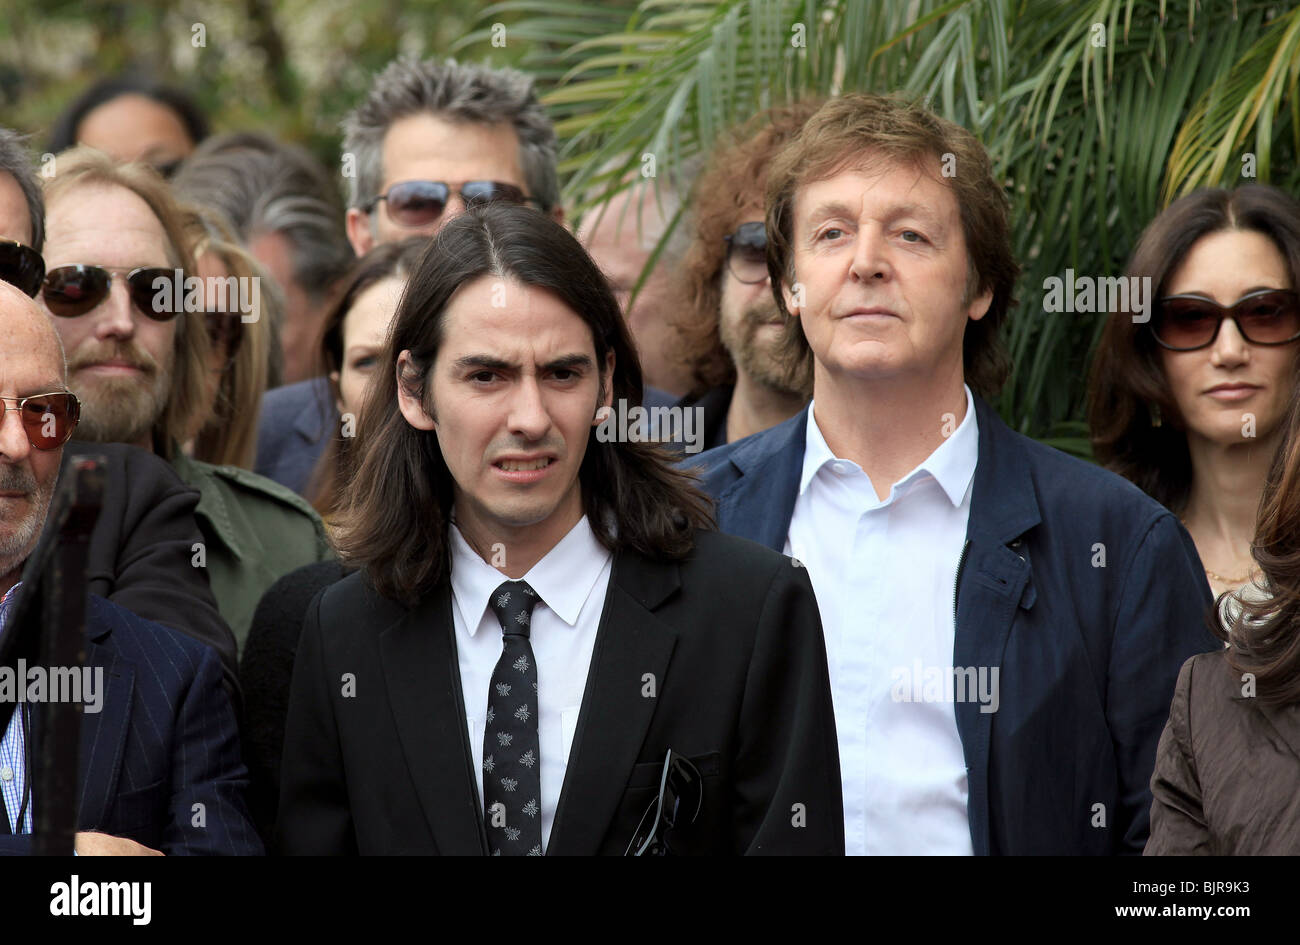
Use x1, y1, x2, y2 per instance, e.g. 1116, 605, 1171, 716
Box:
49, 75, 209, 177
1147, 384, 1300, 854
304, 237, 428, 519
1090, 184, 1300, 598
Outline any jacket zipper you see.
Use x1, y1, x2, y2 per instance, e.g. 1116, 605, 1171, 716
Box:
953, 539, 970, 623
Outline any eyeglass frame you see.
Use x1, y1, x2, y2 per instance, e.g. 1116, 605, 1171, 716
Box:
723, 221, 770, 285
362, 179, 546, 227
624, 749, 703, 856
40, 264, 184, 322
0, 238, 46, 298
1150, 288, 1300, 351
0, 390, 82, 451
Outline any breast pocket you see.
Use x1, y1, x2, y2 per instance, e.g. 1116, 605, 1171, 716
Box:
625, 750, 722, 789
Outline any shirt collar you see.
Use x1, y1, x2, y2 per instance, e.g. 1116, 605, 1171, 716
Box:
449, 515, 612, 636
0, 581, 21, 635
798, 385, 979, 508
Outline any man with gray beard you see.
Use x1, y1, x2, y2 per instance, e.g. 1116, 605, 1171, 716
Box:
670, 104, 821, 451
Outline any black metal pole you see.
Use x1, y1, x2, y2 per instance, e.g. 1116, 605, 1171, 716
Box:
32, 455, 103, 856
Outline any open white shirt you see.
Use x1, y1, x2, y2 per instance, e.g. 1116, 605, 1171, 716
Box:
785, 386, 979, 855
449, 515, 612, 852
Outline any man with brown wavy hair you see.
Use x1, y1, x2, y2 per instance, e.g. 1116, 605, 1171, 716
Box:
671, 104, 818, 450
689, 93, 1217, 855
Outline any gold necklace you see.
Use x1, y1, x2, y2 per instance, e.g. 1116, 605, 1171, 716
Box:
1203, 566, 1258, 585
1180, 517, 1258, 585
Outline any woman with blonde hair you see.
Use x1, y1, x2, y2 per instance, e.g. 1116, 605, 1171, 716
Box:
180, 203, 285, 468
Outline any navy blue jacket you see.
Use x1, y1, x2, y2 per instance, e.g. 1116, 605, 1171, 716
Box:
255, 377, 334, 497
0, 596, 262, 855
687, 396, 1220, 855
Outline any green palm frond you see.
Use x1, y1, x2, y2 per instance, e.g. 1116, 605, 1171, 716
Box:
1165, 3, 1300, 196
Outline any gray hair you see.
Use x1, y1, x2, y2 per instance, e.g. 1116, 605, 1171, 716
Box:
341, 56, 559, 214
0, 128, 45, 250
173, 132, 354, 303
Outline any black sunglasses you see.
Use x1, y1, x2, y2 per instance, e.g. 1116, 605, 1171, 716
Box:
0, 391, 81, 451
41, 265, 182, 321
723, 221, 769, 284
0, 239, 45, 298
624, 750, 703, 856
364, 180, 543, 228
1151, 289, 1300, 351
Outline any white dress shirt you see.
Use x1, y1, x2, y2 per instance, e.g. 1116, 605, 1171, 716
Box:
449, 515, 612, 852
785, 386, 979, 855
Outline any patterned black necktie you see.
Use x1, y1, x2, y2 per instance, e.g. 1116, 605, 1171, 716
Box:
483, 579, 543, 856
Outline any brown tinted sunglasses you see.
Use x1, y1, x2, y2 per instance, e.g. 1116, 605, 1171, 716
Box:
1, 391, 81, 450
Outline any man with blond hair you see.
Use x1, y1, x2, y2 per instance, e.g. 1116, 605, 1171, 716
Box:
39, 148, 331, 652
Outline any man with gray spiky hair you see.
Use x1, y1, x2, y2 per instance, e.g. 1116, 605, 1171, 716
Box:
342, 55, 563, 256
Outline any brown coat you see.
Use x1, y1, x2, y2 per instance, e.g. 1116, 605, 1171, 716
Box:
1146, 649, 1300, 854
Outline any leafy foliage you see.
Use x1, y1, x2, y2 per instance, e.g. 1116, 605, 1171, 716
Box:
455, 0, 1299, 452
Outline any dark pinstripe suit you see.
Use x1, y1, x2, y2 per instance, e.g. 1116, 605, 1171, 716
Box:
0, 595, 261, 855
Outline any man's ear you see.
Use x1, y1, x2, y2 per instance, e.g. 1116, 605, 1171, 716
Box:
781, 274, 802, 318
550, 205, 566, 229
346, 207, 376, 257
967, 284, 994, 323
592, 348, 616, 426
395, 349, 436, 430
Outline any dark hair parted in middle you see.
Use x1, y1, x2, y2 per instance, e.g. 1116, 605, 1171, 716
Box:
763, 93, 1020, 398
1089, 184, 1300, 515
305, 236, 430, 518
334, 204, 714, 605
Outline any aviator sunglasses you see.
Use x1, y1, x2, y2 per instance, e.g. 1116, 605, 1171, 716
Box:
41, 265, 182, 320
364, 180, 543, 228
1151, 289, 1300, 351
0, 391, 81, 451
0, 239, 45, 298
723, 221, 769, 284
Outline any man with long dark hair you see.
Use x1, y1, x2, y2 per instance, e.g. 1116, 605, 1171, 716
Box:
278, 204, 843, 855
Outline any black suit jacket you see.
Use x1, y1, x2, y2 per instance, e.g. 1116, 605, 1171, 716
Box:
278, 529, 843, 855
61, 442, 239, 694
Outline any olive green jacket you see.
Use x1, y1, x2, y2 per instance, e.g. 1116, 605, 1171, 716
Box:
171, 450, 334, 654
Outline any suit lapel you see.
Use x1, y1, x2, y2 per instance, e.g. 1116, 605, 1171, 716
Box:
954, 397, 1041, 855
546, 550, 679, 855
379, 585, 486, 855
715, 409, 807, 551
